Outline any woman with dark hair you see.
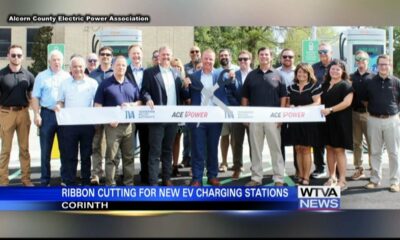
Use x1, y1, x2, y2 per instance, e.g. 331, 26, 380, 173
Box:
320, 59, 353, 191
286, 63, 322, 185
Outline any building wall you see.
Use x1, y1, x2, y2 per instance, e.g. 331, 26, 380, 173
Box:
0, 26, 194, 72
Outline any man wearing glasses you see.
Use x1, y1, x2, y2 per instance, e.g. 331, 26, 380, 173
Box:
184, 46, 201, 76
89, 46, 115, 185
0, 45, 35, 186
85, 53, 98, 75
362, 55, 400, 192
311, 42, 333, 179
349, 50, 374, 181
225, 50, 252, 179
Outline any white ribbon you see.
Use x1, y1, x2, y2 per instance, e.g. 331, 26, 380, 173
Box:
56, 105, 325, 125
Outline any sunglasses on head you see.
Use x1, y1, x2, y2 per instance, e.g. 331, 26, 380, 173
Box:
355, 56, 368, 62
10, 53, 22, 59
318, 49, 329, 55
100, 53, 112, 57
282, 55, 294, 59
238, 57, 249, 62
190, 50, 200, 54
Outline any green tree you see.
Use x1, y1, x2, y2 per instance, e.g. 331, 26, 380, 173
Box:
28, 26, 53, 76
391, 27, 400, 77
194, 27, 279, 68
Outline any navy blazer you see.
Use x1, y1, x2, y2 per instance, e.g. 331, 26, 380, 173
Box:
225, 70, 246, 106
186, 69, 228, 106
141, 65, 184, 105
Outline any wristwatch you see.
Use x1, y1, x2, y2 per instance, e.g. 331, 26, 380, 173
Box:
329, 108, 333, 113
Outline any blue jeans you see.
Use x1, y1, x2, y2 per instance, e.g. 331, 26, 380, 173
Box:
190, 123, 222, 182
39, 108, 66, 185
62, 125, 94, 185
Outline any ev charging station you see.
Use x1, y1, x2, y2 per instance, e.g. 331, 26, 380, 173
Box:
91, 28, 142, 59
339, 28, 386, 73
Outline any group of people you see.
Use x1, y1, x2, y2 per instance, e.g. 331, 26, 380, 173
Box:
0, 42, 399, 192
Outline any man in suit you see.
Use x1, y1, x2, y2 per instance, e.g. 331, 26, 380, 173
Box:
125, 44, 150, 185
183, 48, 229, 187
141, 46, 185, 186
225, 50, 253, 179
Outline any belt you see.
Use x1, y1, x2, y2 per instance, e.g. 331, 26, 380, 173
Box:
0, 106, 27, 111
41, 107, 54, 112
370, 114, 395, 119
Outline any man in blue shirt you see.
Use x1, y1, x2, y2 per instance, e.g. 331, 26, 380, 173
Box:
32, 49, 70, 186
55, 56, 98, 186
94, 56, 142, 186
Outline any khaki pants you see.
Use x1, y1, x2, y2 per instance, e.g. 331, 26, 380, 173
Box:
249, 122, 285, 183
352, 111, 371, 168
0, 108, 31, 185
367, 115, 400, 185
104, 124, 135, 186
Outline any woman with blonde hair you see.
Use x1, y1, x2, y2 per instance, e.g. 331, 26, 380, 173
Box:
286, 63, 322, 185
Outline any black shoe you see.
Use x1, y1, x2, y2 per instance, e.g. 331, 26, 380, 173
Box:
172, 165, 182, 177
179, 157, 191, 168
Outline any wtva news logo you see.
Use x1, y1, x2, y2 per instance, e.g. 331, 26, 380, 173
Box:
298, 186, 340, 210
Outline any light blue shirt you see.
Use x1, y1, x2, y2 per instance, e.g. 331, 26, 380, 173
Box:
58, 76, 98, 108
32, 68, 70, 109
130, 64, 144, 90
200, 70, 215, 106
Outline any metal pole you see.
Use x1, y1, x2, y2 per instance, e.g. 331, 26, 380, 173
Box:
311, 26, 317, 40
388, 26, 394, 75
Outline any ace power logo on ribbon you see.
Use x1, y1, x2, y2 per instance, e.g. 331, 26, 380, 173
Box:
298, 186, 341, 210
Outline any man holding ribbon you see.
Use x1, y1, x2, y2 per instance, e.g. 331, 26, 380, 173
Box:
183, 49, 230, 187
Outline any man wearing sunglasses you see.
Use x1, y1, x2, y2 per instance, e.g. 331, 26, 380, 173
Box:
350, 51, 374, 181
89, 46, 117, 185
178, 46, 202, 169
311, 42, 333, 179
32, 49, 70, 186
0, 45, 35, 186
225, 50, 253, 179
277, 48, 299, 178
184, 46, 201, 76
85, 53, 98, 75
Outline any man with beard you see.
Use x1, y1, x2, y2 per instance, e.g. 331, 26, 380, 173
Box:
216, 48, 239, 173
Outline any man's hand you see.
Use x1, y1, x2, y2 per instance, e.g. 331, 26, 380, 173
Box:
34, 113, 42, 127
146, 100, 155, 110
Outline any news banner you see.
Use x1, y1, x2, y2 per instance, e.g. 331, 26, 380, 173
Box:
0, 105, 337, 211
0, 186, 341, 211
